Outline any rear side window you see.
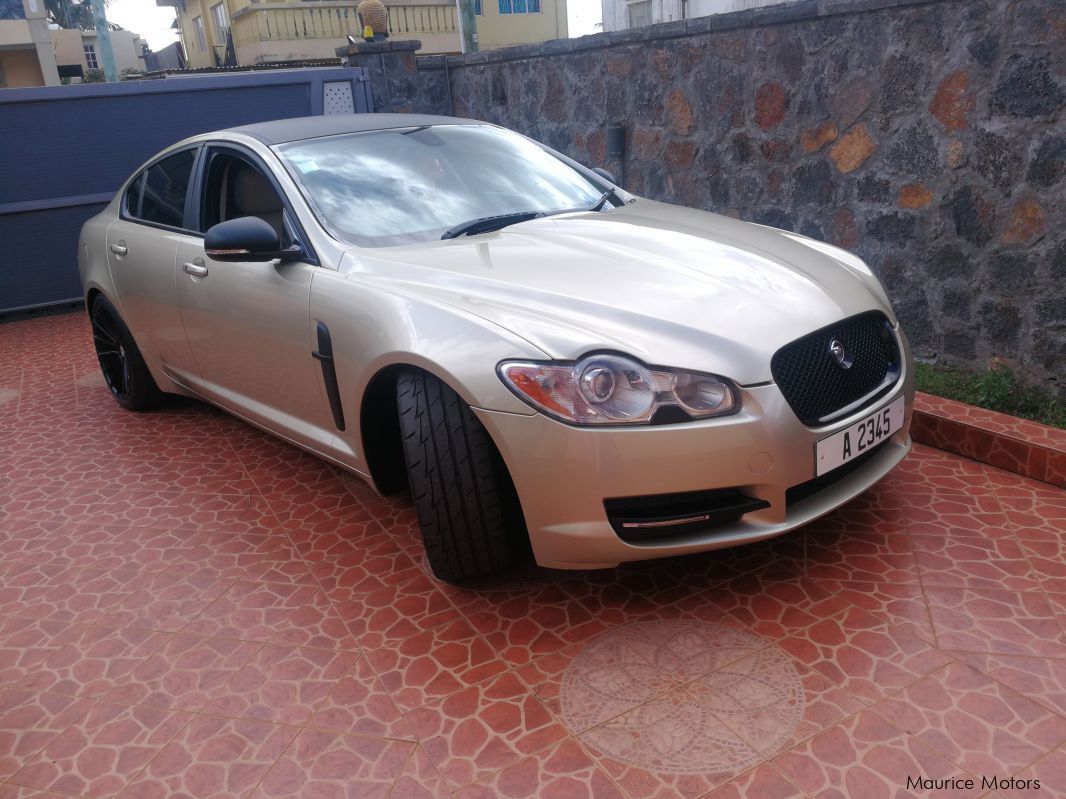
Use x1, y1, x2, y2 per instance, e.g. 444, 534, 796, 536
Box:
124, 174, 143, 218
138, 150, 195, 228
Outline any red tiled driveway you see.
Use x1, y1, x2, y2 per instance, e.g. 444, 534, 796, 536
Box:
1, 311, 1065, 798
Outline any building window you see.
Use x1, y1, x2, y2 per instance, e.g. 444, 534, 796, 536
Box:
474, 0, 481, 15
83, 43, 98, 69
192, 16, 207, 50
210, 2, 229, 44
626, 0, 651, 27
498, 0, 540, 13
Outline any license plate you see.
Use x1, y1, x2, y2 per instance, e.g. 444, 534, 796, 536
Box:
815, 395, 905, 476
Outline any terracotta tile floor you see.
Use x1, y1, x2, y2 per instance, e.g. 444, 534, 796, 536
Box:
2, 311, 1065, 798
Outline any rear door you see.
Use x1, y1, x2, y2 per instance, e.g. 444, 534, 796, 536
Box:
105, 147, 202, 385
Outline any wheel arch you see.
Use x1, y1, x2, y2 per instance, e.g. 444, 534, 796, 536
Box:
310, 271, 541, 493
84, 285, 190, 400
84, 282, 122, 323
357, 360, 524, 506
359, 363, 411, 496
85, 286, 103, 312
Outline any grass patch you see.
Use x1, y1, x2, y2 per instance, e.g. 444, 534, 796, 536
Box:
914, 361, 1066, 430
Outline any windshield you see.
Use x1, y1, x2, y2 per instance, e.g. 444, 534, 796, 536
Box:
277, 124, 609, 247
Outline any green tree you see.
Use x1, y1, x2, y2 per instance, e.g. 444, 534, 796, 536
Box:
81, 67, 105, 82
45, 0, 108, 29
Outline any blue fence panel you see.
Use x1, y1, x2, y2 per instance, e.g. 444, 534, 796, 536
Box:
0, 68, 371, 312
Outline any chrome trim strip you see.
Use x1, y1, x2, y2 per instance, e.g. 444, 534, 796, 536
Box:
621, 514, 712, 529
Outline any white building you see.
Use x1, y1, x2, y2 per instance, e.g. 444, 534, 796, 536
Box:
602, 0, 796, 31
51, 26, 148, 78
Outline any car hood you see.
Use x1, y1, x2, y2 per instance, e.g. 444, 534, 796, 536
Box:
337, 200, 895, 386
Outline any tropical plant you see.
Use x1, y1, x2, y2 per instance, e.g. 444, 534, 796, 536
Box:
45, 0, 108, 30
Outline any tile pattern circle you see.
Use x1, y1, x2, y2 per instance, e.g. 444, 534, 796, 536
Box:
559, 620, 804, 773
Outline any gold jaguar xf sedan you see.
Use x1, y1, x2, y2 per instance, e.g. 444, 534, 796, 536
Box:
78, 114, 914, 582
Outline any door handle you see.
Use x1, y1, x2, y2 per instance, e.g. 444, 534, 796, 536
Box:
109, 243, 128, 256
183, 262, 209, 278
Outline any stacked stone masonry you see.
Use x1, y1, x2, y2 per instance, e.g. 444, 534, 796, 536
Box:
340, 0, 1065, 393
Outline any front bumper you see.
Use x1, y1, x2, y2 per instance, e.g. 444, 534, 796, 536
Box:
475, 359, 914, 570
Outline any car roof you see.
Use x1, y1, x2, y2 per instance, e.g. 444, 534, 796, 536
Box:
227, 113, 480, 145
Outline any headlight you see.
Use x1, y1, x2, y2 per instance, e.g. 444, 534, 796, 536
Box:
498, 354, 738, 425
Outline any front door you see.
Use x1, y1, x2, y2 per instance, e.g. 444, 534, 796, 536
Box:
175, 146, 335, 452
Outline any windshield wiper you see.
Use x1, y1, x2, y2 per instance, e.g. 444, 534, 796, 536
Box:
441, 192, 623, 240
441, 211, 544, 240
589, 189, 623, 211
546, 190, 624, 218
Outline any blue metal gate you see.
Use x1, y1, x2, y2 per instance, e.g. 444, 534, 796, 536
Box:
0, 68, 371, 313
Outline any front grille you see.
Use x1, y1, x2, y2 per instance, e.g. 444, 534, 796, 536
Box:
771, 311, 900, 427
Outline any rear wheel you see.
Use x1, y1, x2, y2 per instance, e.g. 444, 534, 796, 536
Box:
90, 296, 163, 411
396, 369, 521, 582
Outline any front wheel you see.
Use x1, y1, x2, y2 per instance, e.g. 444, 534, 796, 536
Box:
396, 370, 522, 582
90, 296, 163, 411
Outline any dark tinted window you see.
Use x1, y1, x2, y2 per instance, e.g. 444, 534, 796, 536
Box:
124, 174, 143, 218
139, 150, 195, 228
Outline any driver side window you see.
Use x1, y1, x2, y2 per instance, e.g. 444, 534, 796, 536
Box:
201, 151, 293, 247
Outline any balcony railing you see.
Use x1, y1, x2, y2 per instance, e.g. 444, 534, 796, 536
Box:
231, 0, 457, 47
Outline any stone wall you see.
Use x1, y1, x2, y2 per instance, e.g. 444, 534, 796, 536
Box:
341, 0, 1065, 393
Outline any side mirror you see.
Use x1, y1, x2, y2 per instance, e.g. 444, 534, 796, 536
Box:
591, 166, 618, 185
205, 216, 287, 262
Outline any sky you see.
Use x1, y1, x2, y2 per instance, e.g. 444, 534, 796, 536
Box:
568, 0, 602, 37
105, 0, 602, 53
106, 0, 179, 50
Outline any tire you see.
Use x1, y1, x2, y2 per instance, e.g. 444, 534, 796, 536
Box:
90, 296, 164, 412
396, 369, 521, 582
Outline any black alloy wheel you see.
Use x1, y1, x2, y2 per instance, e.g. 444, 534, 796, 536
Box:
91, 300, 132, 402
89, 297, 163, 411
